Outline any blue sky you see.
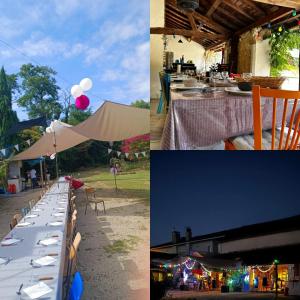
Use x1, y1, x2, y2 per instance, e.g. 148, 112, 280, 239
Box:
0, 0, 149, 120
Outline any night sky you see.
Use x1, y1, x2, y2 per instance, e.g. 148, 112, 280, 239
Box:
151, 151, 300, 246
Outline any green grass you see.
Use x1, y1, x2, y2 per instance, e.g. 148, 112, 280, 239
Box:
104, 235, 142, 254
75, 163, 150, 205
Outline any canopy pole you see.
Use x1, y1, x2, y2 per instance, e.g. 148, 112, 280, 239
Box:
53, 131, 59, 179
39, 159, 44, 188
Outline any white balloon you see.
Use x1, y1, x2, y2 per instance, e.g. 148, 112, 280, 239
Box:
46, 127, 52, 133
71, 84, 83, 98
50, 153, 56, 160
79, 78, 93, 91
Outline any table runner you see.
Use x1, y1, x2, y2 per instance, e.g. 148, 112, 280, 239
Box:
161, 90, 296, 150
0, 178, 69, 299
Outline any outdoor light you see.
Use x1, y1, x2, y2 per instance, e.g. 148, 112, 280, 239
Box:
274, 259, 280, 265
177, 0, 199, 12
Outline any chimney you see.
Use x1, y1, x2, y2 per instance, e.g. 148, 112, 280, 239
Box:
172, 230, 180, 244
186, 227, 192, 242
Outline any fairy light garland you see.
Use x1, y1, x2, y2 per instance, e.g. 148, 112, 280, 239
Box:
254, 264, 274, 273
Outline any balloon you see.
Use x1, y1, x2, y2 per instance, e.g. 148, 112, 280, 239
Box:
75, 95, 90, 110
46, 127, 52, 133
79, 78, 93, 91
50, 153, 56, 160
71, 85, 83, 98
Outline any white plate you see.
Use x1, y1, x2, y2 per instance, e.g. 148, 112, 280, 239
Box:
171, 83, 206, 90
225, 87, 252, 96
1, 238, 21, 246
33, 256, 57, 266
48, 221, 63, 227
16, 222, 32, 227
22, 282, 53, 299
39, 238, 59, 246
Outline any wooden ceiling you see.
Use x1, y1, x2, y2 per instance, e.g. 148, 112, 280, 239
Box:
150, 0, 299, 50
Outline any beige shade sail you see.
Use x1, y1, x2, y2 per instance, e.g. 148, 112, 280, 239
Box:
12, 120, 89, 161
12, 101, 150, 161
69, 101, 150, 141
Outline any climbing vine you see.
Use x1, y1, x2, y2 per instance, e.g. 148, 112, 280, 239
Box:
269, 29, 300, 76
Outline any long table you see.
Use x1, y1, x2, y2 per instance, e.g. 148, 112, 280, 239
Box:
0, 178, 69, 299
161, 90, 297, 150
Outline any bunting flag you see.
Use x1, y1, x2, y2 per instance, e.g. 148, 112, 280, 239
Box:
141, 151, 146, 157
117, 151, 121, 157
108, 148, 112, 154
14, 144, 19, 152
26, 139, 31, 146
135, 153, 139, 158
0, 149, 6, 157
107, 148, 149, 159
125, 153, 129, 158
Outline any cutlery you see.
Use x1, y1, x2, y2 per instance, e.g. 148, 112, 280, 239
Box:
16, 283, 23, 295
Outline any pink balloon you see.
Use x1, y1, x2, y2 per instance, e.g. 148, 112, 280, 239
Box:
75, 95, 90, 110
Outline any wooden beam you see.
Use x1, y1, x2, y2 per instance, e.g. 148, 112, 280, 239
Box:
165, 0, 231, 35
235, 7, 292, 35
223, 0, 255, 21
242, 0, 266, 16
252, 0, 300, 9
206, 0, 222, 17
187, 13, 197, 30
150, 27, 225, 40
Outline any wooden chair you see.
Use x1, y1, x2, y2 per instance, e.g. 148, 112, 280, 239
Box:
66, 212, 77, 255
10, 214, 22, 230
228, 85, 300, 150
157, 72, 170, 114
64, 232, 81, 298
84, 187, 106, 215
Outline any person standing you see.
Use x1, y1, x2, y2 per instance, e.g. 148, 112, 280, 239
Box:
30, 168, 37, 188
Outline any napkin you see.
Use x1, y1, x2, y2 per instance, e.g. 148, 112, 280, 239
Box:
0, 257, 7, 264
23, 282, 52, 299
33, 256, 57, 266
53, 213, 64, 217
39, 238, 59, 246
16, 222, 32, 227
48, 221, 63, 226
25, 214, 38, 219
1, 238, 21, 246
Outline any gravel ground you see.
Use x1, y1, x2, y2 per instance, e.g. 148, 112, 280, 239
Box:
75, 177, 150, 300
0, 188, 43, 239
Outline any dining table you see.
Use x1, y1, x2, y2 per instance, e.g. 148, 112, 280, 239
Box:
0, 177, 70, 299
161, 86, 295, 150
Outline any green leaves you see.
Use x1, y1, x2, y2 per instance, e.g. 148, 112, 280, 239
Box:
17, 63, 62, 120
269, 30, 300, 76
0, 67, 19, 148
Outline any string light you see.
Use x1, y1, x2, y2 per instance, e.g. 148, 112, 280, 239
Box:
278, 26, 283, 32
255, 265, 274, 273
292, 9, 297, 17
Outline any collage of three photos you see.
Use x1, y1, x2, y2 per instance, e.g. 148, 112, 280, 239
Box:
0, 0, 300, 299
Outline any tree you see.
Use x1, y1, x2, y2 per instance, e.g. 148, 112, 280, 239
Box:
67, 104, 92, 125
0, 67, 19, 148
17, 64, 62, 120
131, 99, 150, 109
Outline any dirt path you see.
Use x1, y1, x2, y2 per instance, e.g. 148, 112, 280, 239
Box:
75, 178, 150, 300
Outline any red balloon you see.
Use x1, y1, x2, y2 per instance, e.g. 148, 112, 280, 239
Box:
75, 95, 90, 110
